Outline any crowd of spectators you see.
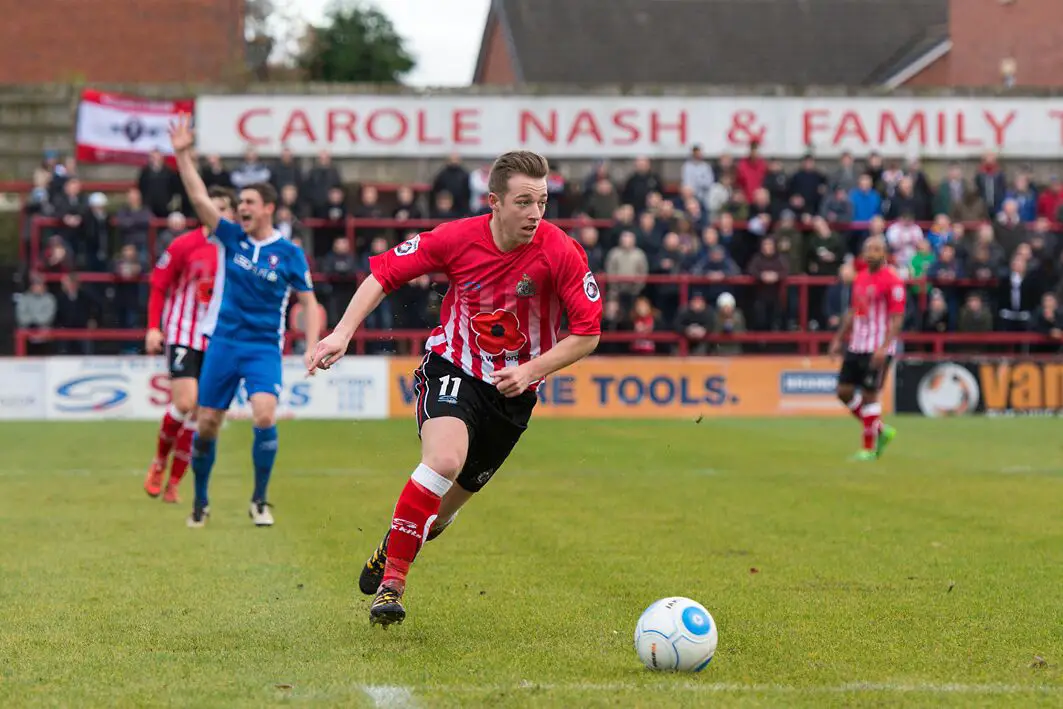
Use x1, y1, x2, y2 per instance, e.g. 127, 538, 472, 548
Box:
14, 143, 1063, 354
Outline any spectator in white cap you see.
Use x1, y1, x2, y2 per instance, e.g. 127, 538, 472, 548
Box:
712, 291, 746, 355
82, 192, 111, 271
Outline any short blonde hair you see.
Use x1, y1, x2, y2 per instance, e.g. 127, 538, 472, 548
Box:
488, 150, 549, 197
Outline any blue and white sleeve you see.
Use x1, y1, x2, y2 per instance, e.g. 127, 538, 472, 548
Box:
289, 247, 313, 292
212, 218, 244, 250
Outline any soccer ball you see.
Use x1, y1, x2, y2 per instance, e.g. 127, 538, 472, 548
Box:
634, 597, 717, 672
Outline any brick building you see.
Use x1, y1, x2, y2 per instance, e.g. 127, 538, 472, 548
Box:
0, 0, 245, 84
474, 0, 1063, 89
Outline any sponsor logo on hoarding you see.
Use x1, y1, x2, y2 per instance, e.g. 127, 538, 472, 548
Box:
779, 372, 838, 395
54, 374, 129, 412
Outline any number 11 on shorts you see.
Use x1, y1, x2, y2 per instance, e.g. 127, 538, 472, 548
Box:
438, 374, 461, 404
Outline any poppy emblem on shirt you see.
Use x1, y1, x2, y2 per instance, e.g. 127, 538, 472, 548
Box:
470, 309, 527, 356
395, 235, 420, 256
516, 273, 537, 297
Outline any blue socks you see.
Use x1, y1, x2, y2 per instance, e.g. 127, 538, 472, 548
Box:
191, 434, 217, 506
251, 426, 278, 503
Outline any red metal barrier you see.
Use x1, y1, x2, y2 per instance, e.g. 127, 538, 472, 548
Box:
15, 327, 1054, 358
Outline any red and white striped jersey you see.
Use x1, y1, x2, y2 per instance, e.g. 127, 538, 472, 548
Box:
147, 228, 218, 351
370, 215, 603, 389
848, 266, 906, 354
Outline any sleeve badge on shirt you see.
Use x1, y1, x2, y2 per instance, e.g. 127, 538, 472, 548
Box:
156, 251, 171, 269
583, 271, 601, 302
395, 235, 420, 256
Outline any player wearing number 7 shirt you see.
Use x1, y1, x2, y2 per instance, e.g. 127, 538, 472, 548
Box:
143, 186, 236, 503
308, 151, 603, 627
829, 236, 905, 462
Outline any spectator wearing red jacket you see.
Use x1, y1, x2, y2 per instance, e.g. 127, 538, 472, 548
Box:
1037, 175, 1063, 221
735, 141, 768, 203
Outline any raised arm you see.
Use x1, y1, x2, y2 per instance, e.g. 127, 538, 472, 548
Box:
168, 114, 220, 232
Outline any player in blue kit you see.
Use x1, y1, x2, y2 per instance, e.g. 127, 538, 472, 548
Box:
169, 114, 322, 528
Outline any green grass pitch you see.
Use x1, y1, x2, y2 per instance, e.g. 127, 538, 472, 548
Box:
1, 417, 1062, 708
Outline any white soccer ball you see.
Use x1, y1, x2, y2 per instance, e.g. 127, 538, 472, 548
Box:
633, 597, 718, 672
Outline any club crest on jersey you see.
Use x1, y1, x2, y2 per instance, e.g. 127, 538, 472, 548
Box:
395, 235, 420, 256
516, 273, 537, 297
268, 254, 280, 268
583, 271, 601, 302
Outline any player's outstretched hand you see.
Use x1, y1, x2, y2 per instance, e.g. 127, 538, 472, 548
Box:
169, 113, 194, 153
144, 328, 164, 354
491, 365, 533, 398
307, 331, 350, 374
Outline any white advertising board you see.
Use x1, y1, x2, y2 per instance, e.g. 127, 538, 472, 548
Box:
0, 359, 47, 420
7, 355, 389, 421
197, 94, 1063, 159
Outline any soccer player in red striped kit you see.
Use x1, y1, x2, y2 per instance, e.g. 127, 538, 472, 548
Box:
308, 151, 603, 626
143, 186, 236, 502
829, 236, 904, 461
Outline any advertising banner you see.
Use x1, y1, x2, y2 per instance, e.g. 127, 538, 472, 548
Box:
38, 356, 388, 421
0, 359, 47, 420
895, 358, 1063, 417
197, 94, 1063, 159
387, 356, 888, 419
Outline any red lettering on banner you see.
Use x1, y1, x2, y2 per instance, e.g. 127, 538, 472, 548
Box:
365, 109, 408, 145
150, 374, 171, 406
416, 111, 443, 145
279, 110, 318, 144
1051, 110, 1063, 145
326, 109, 357, 143
520, 110, 556, 144
984, 110, 1016, 146
936, 112, 947, 146
956, 112, 982, 147
567, 111, 604, 144
453, 109, 480, 144
879, 112, 926, 146
237, 108, 271, 146
801, 109, 830, 146
613, 109, 640, 145
726, 110, 765, 146
832, 112, 869, 145
650, 111, 688, 145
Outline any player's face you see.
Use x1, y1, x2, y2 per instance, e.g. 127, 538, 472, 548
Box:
863, 238, 886, 268
238, 189, 274, 234
212, 197, 235, 222
494, 175, 548, 242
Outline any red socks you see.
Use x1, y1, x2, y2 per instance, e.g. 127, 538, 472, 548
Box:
846, 394, 882, 451
168, 421, 196, 485
155, 406, 186, 464
382, 464, 453, 591
860, 402, 882, 451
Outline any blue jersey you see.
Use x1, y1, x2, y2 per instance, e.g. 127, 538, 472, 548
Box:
202, 218, 313, 349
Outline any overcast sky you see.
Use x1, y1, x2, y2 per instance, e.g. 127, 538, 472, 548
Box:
295, 0, 491, 86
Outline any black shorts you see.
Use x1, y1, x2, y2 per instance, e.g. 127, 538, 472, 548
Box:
838, 352, 892, 392
412, 353, 537, 493
166, 344, 204, 380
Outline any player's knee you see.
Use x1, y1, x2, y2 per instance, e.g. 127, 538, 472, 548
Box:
421, 453, 463, 481
836, 385, 854, 402
172, 389, 196, 414
197, 410, 223, 440
252, 411, 275, 428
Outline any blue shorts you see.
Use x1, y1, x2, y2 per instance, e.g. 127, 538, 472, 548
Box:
198, 337, 283, 411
